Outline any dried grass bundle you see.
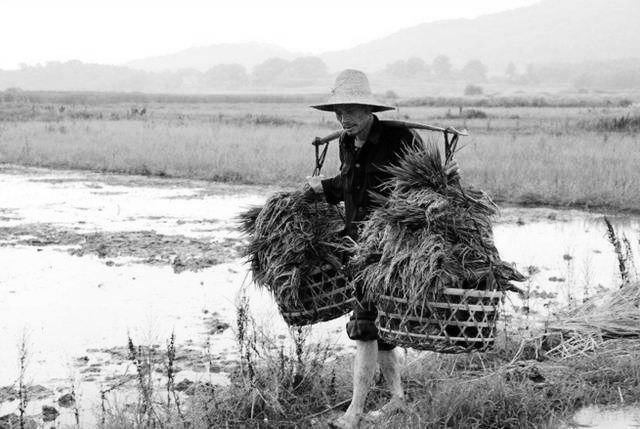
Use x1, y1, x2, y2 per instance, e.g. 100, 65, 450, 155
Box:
351, 141, 524, 351
548, 281, 640, 340
354, 141, 524, 302
238, 189, 353, 325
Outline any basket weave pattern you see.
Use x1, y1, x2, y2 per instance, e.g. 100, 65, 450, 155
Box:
377, 275, 502, 353
277, 264, 353, 326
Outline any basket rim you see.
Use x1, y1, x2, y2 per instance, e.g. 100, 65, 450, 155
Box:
378, 312, 495, 328
378, 326, 496, 343
281, 297, 355, 318
380, 295, 498, 312
440, 288, 503, 298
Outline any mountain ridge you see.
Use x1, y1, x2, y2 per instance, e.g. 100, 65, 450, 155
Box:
125, 42, 301, 72
319, 0, 640, 72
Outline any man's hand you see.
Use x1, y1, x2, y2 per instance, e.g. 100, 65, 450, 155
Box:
445, 160, 460, 177
306, 174, 325, 193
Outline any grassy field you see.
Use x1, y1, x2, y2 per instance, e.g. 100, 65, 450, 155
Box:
0, 98, 639, 212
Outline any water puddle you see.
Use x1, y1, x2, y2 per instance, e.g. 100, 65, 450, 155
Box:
567, 405, 640, 428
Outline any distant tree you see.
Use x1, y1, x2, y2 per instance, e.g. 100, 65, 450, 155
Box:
274, 56, 329, 87
252, 57, 290, 85
464, 84, 483, 96
2, 87, 26, 102
383, 90, 399, 100
405, 57, 429, 77
505, 62, 517, 80
383, 60, 405, 77
203, 64, 248, 88
285, 57, 328, 79
384, 57, 429, 79
461, 60, 488, 82
173, 68, 202, 90
432, 55, 452, 80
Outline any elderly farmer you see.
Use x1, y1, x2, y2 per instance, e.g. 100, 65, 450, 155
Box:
307, 69, 427, 428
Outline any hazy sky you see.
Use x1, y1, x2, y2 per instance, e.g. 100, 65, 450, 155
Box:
1, 0, 540, 70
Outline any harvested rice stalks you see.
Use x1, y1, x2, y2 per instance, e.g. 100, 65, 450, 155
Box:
548, 281, 640, 341
237, 205, 263, 236
353, 141, 524, 303
239, 189, 349, 310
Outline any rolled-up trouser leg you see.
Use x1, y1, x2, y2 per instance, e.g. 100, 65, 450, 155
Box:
346, 280, 395, 351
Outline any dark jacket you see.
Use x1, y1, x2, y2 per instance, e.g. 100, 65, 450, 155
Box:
321, 115, 423, 238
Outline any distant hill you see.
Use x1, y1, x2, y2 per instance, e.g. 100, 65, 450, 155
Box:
2, 0, 639, 93
320, 0, 640, 73
125, 42, 299, 72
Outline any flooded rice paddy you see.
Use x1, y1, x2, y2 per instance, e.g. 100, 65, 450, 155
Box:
0, 164, 638, 427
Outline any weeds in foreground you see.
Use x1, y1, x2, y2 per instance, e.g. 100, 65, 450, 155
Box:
17, 331, 30, 429
187, 288, 349, 427
603, 216, 638, 285
387, 340, 640, 428
164, 333, 184, 423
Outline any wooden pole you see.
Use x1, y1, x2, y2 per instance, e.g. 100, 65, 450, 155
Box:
311, 120, 468, 146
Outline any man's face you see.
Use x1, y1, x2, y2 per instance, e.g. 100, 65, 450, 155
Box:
333, 105, 372, 136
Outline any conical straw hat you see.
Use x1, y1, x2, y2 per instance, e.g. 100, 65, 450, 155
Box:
311, 69, 395, 112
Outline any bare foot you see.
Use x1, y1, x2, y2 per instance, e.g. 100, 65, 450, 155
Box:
364, 396, 406, 422
328, 412, 362, 429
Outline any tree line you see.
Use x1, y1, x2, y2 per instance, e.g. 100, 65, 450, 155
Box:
1, 56, 639, 92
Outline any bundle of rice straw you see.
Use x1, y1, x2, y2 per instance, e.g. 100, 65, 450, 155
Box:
352, 141, 524, 353
238, 189, 354, 326
543, 281, 640, 358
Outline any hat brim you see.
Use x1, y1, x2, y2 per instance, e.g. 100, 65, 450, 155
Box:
311, 101, 395, 113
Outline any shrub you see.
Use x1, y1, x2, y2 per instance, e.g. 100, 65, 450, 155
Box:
464, 84, 484, 96
579, 114, 640, 132
462, 108, 488, 119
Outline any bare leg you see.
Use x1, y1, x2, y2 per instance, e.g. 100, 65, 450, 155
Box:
378, 349, 404, 399
365, 349, 405, 421
331, 340, 378, 429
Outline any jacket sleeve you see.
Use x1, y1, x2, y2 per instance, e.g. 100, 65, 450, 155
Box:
320, 137, 345, 205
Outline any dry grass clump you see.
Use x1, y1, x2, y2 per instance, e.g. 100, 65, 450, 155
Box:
579, 114, 640, 132
547, 281, 640, 346
239, 189, 352, 324
354, 141, 524, 301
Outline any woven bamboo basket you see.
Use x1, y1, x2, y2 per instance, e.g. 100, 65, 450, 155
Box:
273, 263, 354, 326
377, 273, 503, 353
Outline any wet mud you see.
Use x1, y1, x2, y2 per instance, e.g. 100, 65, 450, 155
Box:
0, 223, 245, 272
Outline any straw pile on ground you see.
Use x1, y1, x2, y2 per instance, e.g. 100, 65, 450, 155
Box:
238, 189, 353, 326
543, 281, 640, 358
352, 141, 524, 352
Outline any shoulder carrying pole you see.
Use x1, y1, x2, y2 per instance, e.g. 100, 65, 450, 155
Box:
311, 120, 468, 174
